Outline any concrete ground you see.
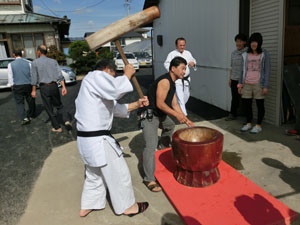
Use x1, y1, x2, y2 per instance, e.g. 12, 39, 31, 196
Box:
1, 68, 300, 225
15, 118, 300, 225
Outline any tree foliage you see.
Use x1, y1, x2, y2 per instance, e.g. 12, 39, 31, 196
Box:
47, 45, 66, 65
68, 40, 114, 75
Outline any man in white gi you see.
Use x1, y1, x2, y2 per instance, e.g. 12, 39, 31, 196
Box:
164, 37, 197, 115
75, 59, 149, 217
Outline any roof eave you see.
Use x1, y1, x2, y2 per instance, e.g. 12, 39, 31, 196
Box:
143, 0, 160, 27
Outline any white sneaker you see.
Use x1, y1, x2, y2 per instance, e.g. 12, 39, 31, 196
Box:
240, 124, 252, 132
250, 125, 262, 134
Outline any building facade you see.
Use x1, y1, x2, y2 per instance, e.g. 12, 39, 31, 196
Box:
144, 0, 300, 126
0, 0, 70, 59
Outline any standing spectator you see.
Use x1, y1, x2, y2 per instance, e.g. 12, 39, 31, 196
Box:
142, 57, 194, 192
31, 45, 72, 132
225, 33, 247, 121
75, 59, 149, 217
7, 49, 35, 125
238, 33, 270, 134
164, 37, 197, 115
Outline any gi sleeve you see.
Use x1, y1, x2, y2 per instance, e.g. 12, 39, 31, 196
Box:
113, 102, 130, 118
89, 72, 133, 101
7, 63, 13, 87
164, 52, 173, 72
187, 51, 196, 65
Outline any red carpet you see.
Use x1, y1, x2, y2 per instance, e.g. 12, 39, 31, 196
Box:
155, 148, 298, 225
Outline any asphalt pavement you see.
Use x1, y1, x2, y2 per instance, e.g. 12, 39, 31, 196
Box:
1, 68, 300, 225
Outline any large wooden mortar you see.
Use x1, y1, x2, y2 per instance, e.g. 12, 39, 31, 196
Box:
172, 126, 224, 187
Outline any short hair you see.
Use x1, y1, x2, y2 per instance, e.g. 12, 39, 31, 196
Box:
175, 37, 186, 46
248, 32, 263, 54
234, 33, 247, 42
37, 45, 47, 55
169, 56, 187, 71
95, 59, 116, 72
13, 49, 22, 57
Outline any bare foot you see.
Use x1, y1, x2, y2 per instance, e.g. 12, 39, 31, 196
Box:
123, 203, 138, 215
79, 209, 93, 217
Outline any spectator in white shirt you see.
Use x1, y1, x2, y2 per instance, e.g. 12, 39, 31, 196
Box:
164, 37, 197, 115
7, 49, 35, 125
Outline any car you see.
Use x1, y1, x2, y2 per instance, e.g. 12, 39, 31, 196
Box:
0, 58, 76, 89
133, 52, 152, 67
60, 66, 77, 85
114, 52, 139, 71
0, 58, 15, 89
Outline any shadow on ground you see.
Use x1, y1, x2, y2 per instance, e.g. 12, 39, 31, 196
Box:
262, 158, 300, 199
0, 83, 78, 225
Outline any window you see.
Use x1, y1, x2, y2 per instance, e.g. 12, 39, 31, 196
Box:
117, 53, 135, 59
11, 33, 45, 59
0, 59, 14, 68
11, 34, 22, 49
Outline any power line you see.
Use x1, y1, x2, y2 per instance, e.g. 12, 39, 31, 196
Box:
36, 0, 106, 14
38, 0, 59, 17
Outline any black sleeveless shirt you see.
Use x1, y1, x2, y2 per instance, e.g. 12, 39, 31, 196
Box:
147, 73, 176, 117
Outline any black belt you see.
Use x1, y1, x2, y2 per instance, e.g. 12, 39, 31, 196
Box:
77, 130, 120, 147
183, 75, 190, 81
40, 82, 56, 86
182, 75, 190, 90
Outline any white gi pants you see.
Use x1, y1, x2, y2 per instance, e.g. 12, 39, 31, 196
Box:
81, 140, 135, 215
175, 82, 190, 115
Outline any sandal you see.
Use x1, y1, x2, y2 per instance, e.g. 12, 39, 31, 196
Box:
143, 181, 162, 192
126, 202, 149, 217
51, 127, 62, 133
64, 121, 73, 131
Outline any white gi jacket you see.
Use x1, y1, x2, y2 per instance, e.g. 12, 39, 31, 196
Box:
75, 70, 133, 167
164, 49, 196, 85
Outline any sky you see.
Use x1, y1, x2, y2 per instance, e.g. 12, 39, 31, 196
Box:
32, 0, 145, 37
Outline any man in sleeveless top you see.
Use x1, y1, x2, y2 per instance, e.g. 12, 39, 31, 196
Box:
142, 57, 194, 192
7, 49, 35, 125
164, 37, 197, 116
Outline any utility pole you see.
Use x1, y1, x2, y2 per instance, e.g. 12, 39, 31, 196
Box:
125, 0, 130, 16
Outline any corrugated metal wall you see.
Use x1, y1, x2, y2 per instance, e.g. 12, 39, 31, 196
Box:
250, 0, 284, 125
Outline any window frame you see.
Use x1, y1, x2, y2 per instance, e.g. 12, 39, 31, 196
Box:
0, 0, 21, 5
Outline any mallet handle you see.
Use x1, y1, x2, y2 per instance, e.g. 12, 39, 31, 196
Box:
115, 40, 144, 98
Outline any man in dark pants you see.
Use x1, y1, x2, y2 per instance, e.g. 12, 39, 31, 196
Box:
142, 57, 194, 192
7, 49, 35, 125
31, 45, 72, 132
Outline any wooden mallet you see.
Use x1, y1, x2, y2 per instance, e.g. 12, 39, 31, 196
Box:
85, 6, 160, 98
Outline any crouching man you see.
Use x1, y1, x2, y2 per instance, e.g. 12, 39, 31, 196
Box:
142, 56, 194, 192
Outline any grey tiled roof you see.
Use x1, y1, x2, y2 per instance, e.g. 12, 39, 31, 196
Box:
0, 12, 70, 24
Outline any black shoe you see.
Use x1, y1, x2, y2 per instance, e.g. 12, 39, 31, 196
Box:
21, 118, 31, 125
